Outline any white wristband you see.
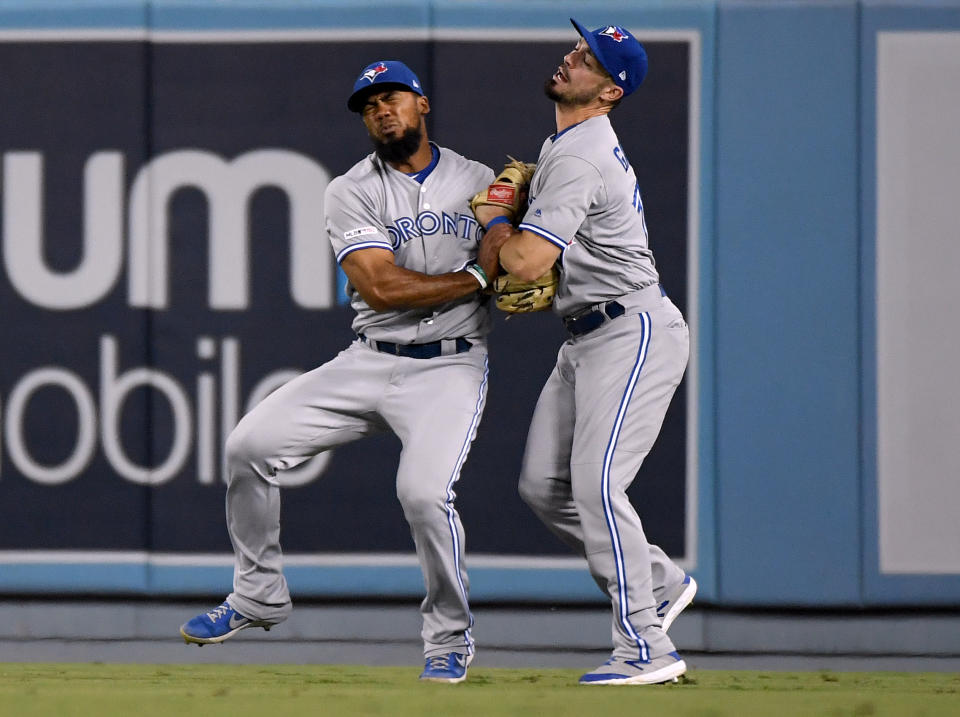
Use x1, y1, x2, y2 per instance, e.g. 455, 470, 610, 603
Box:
464, 264, 489, 290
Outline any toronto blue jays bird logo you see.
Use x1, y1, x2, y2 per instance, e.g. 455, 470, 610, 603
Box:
362, 63, 389, 83
599, 26, 628, 42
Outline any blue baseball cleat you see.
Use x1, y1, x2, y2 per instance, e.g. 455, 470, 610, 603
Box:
179, 601, 274, 645
419, 652, 472, 683
579, 652, 687, 685
658, 575, 697, 632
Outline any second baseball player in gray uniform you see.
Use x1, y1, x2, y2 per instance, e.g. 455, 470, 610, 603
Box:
180, 60, 497, 684
475, 20, 697, 685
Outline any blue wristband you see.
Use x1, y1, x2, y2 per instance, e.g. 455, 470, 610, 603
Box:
485, 215, 511, 229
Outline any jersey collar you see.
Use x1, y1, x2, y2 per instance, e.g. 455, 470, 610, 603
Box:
406, 143, 441, 183
551, 119, 587, 143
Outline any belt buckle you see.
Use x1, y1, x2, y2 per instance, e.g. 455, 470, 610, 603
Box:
566, 309, 602, 336
565, 300, 625, 337
604, 301, 625, 320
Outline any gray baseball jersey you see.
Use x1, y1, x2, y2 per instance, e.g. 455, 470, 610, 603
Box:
518, 115, 659, 317
326, 144, 494, 343
516, 115, 690, 663
221, 143, 495, 660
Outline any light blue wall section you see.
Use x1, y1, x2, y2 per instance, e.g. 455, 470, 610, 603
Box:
149, 0, 430, 30
0, 0, 145, 28
0, 0, 429, 30
714, 1, 862, 605
431, 0, 713, 30
0, 561, 604, 603
0, 562, 148, 593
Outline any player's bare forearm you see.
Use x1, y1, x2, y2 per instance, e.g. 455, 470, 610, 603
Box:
477, 223, 513, 280
342, 248, 484, 312
499, 230, 562, 281
362, 269, 483, 311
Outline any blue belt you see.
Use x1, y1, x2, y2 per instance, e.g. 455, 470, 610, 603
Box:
563, 286, 666, 337
359, 335, 472, 359
563, 301, 625, 336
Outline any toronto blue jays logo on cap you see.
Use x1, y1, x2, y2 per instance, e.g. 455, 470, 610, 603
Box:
362, 62, 389, 83
599, 26, 629, 43
347, 60, 425, 112
570, 18, 648, 97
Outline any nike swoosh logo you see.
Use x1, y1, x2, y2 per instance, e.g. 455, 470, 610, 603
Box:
228, 614, 248, 630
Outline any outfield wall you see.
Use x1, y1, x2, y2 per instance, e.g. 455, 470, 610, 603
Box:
0, 0, 957, 609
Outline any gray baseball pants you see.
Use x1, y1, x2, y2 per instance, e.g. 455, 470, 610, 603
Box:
519, 287, 689, 661
223, 339, 489, 658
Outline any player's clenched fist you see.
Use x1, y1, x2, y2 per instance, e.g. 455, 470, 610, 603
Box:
475, 222, 512, 282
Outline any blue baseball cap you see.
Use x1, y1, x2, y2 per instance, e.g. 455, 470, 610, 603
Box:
347, 60, 424, 112
570, 18, 648, 97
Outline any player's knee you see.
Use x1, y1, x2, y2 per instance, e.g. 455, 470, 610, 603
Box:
396, 485, 442, 525
518, 472, 549, 514
224, 428, 248, 471
224, 423, 264, 477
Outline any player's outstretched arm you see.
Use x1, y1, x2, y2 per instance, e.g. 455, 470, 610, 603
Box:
341, 247, 486, 312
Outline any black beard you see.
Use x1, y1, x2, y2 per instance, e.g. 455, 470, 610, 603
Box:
372, 126, 423, 164
543, 76, 599, 107
543, 77, 563, 103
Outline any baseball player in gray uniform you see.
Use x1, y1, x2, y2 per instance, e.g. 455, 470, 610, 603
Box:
180, 60, 498, 684
474, 20, 697, 685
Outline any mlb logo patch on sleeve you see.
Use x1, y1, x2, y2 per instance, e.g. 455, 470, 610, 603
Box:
344, 226, 379, 239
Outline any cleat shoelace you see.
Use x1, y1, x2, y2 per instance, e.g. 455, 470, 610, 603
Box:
425, 655, 450, 671
206, 603, 231, 622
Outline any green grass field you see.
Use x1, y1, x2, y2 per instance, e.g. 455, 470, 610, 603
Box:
1, 664, 957, 717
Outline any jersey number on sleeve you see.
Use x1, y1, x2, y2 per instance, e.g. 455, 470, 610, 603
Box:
614, 144, 644, 215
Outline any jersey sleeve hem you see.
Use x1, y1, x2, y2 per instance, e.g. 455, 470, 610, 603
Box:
336, 241, 394, 264
518, 222, 569, 251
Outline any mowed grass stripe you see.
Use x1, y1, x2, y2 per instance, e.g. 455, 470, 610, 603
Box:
0, 664, 957, 716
